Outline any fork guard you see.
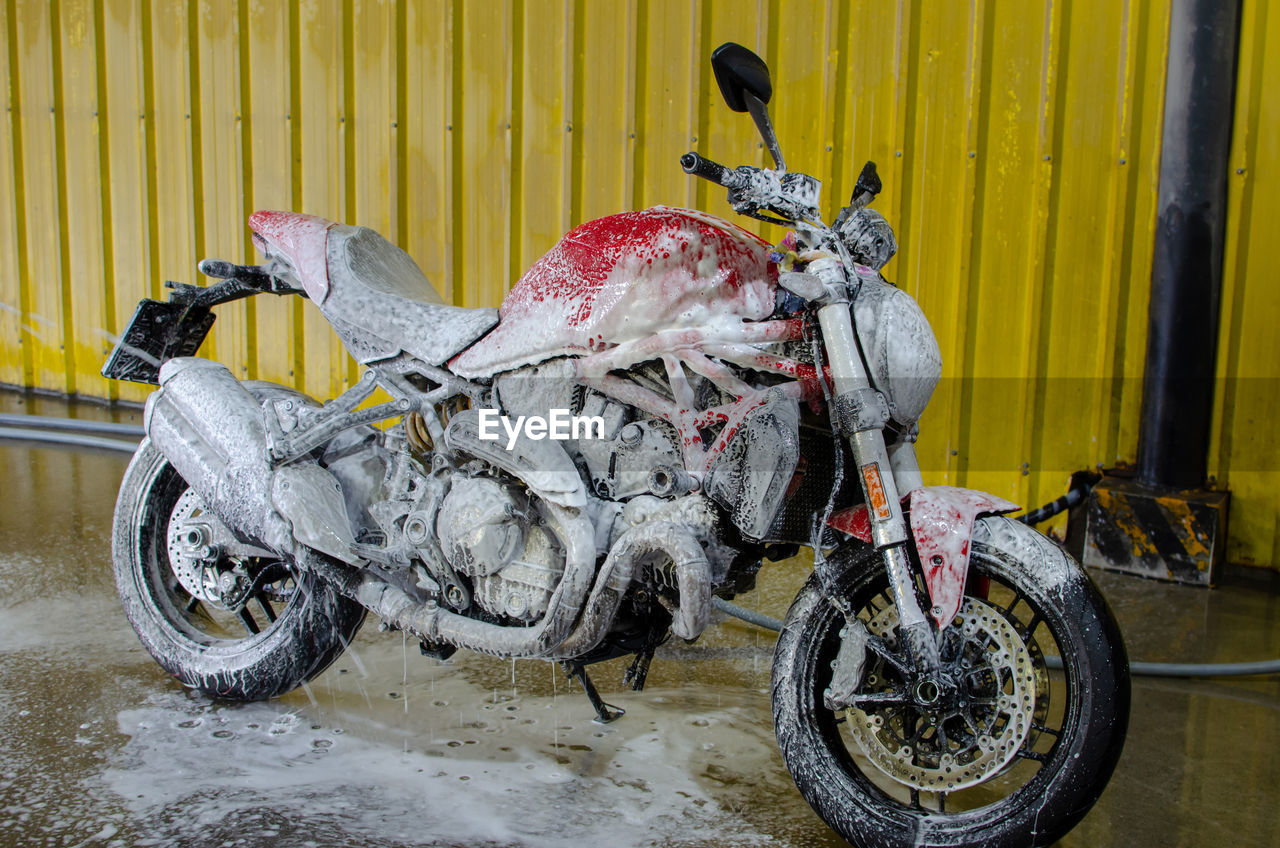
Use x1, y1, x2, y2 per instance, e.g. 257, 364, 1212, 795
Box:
828, 486, 1019, 629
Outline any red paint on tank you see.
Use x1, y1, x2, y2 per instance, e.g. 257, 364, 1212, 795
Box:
450, 206, 777, 378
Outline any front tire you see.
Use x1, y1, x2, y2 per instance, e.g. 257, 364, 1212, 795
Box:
112, 441, 366, 701
771, 517, 1129, 848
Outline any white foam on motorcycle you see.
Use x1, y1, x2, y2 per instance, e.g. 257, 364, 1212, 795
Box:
972, 516, 1074, 592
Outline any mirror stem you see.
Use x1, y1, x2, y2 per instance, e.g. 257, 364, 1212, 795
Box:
745, 93, 786, 171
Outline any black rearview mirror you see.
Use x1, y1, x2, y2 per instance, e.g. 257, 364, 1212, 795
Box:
711, 42, 772, 112
710, 42, 786, 171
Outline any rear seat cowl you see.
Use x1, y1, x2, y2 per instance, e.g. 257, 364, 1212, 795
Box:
248, 210, 335, 303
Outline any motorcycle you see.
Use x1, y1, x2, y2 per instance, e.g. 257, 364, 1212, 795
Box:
103, 42, 1128, 847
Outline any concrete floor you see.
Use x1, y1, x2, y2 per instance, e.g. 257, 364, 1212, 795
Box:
1, 391, 1278, 848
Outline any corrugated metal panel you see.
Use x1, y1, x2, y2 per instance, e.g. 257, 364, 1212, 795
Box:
99, 0, 151, 405
9, 0, 69, 394
0, 4, 26, 390
0, 0, 1275, 568
1213, 0, 1280, 568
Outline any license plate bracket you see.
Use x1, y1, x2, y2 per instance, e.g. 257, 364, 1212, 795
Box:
100, 299, 216, 385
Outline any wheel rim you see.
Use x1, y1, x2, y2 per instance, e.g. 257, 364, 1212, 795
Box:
136, 459, 303, 649
842, 595, 1039, 793
809, 556, 1074, 816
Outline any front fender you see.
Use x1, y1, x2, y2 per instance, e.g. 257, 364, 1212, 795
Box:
828, 486, 1018, 628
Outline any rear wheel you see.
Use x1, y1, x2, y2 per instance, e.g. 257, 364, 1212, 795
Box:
112, 441, 365, 701
771, 517, 1129, 848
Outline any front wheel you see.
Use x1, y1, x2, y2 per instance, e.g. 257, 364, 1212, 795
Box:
113, 441, 366, 701
772, 517, 1129, 848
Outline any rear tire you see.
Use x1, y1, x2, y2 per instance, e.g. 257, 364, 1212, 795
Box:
771, 517, 1129, 848
112, 441, 366, 701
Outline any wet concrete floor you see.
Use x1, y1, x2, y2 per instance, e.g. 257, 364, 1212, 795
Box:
1, 391, 1278, 847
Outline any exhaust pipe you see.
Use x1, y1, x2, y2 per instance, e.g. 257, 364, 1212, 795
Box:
552, 520, 711, 658
356, 499, 598, 658
354, 517, 712, 659
144, 357, 292, 551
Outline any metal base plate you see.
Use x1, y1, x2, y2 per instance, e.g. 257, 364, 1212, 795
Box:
1081, 477, 1229, 586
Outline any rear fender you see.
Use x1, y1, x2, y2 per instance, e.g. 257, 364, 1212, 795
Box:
828, 486, 1018, 628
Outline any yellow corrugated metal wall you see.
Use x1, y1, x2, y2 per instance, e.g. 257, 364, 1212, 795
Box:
0, 0, 1276, 568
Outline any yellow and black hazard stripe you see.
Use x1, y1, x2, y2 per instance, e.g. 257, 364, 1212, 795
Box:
1082, 478, 1228, 585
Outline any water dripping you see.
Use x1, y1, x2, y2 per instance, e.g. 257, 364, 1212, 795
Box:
336, 628, 370, 679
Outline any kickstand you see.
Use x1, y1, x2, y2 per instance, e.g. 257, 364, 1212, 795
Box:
561, 661, 625, 724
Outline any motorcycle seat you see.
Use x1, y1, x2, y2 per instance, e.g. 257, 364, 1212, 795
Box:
249, 210, 498, 367
324, 225, 499, 366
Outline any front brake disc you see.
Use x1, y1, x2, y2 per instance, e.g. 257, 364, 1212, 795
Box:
841, 595, 1037, 792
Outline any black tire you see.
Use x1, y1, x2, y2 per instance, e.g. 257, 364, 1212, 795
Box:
112, 440, 366, 701
772, 516, 1129, 848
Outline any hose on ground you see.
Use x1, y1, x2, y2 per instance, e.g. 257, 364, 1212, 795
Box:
1045, 655, 1280, 677
712, 597, 1280, 678
0, 426, 140, 453
0, 412, 142, 453
712, 597, 783, 632
0, 413, 143, 437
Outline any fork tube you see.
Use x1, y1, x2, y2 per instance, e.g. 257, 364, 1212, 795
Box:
888, 440, 924, 495
816, 303, 930, 638
816, 303, 907, 548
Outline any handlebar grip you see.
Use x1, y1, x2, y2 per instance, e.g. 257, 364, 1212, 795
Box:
680, 152, 740, 188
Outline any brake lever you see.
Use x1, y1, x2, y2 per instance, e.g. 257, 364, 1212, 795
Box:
729, 170, 823, 227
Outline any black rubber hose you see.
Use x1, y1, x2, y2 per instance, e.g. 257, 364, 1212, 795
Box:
0, 427, 140, 453
1016, 480, 1093, 526
0, 413, 143, 437
712, 599, 1280, 678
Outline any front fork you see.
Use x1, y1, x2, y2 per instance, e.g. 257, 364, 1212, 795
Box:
815, 299, 941, 672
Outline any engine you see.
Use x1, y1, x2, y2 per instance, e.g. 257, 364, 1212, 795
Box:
434, 475, 565, 622
351, 353, 791, 632
492, 360, 688, 501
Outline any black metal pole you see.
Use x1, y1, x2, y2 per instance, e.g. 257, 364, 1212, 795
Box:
1136, 0, 1241, 489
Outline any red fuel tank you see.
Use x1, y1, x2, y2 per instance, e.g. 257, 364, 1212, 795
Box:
449, 206, 777, 378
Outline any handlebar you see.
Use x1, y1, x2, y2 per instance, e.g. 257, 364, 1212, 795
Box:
680, 152, 745, 189
681, 152, 824, 231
